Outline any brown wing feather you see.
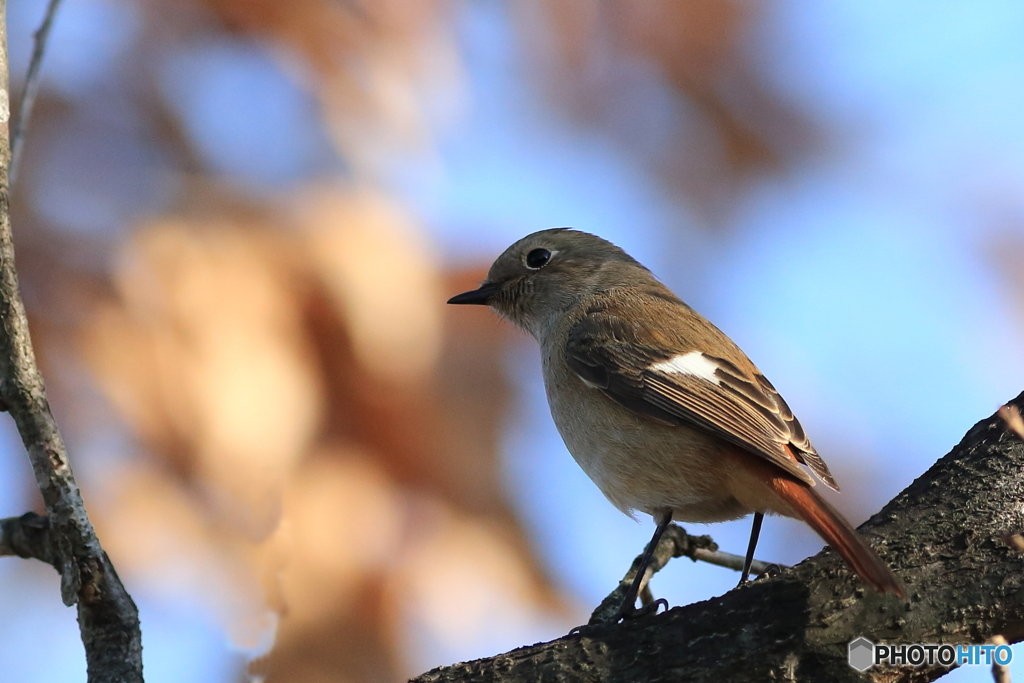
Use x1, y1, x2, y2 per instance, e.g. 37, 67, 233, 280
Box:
753, 374, 839, 490
565, 302, 838, 491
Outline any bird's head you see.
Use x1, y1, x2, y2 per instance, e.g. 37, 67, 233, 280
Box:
447, 228, 649, 339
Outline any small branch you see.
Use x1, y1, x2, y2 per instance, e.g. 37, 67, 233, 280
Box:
692, 545, 775, 577
585, 524, 782, 625
9, 0, 63, 186
0, 4, 142, 681
0, 511, 56, 565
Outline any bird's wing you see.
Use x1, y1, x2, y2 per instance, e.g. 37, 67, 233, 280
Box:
565, 308, 839, 490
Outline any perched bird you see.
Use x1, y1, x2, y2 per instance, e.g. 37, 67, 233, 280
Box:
448, 228, 907, 619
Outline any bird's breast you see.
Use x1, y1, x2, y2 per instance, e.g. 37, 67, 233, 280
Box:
540, 346, 750, 522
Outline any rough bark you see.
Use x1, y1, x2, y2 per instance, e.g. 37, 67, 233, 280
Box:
0, 3, 143, 680
412, 391, 1024, 683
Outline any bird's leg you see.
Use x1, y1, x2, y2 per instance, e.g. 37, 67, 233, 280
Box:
613, 508, 673, 621
738, 511, 764, 586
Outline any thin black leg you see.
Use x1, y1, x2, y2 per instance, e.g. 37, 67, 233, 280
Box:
614, 509, 672, 621
738, 511, 764, 586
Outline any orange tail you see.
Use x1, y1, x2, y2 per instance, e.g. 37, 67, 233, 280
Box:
771, 477, 907, 600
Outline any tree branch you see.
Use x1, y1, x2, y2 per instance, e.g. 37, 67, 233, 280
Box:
9, 0, 62, 186
413, 390, 1024, 683
0, 4, 142, 681
0, 511, 57, 565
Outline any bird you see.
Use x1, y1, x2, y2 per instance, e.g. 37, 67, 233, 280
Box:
447, 228, 907, 620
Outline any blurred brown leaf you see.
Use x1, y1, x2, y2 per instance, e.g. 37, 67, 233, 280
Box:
70, 186, 571, 682
515, 0, 819, 218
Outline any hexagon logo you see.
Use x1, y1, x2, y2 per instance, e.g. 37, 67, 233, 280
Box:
848, 637, 875, 672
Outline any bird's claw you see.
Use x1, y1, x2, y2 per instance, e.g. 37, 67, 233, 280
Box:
568, 598, 669, 635
614, 597, 668, 622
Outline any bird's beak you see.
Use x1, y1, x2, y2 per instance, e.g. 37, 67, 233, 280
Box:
447, 281, 499, 305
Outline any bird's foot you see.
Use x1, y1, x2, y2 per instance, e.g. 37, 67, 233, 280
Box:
615, 597, 668, 622
568, 598, 668, 635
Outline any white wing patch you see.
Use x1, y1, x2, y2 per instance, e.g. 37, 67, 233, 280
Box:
650, 351, 721, 384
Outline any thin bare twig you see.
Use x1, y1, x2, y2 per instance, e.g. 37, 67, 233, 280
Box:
9, 0, 63, 186
0, 512, 56, 564
0, 4, 142, 681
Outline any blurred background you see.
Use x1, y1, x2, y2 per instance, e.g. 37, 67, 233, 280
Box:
0, 0, 1022, 681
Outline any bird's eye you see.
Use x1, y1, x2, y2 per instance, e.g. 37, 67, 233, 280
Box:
525, 248, 552, 270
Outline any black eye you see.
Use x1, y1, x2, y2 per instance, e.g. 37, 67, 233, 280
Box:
525, 248, 552, 269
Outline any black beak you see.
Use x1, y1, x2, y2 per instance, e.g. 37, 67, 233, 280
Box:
447, 281, 499, 305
